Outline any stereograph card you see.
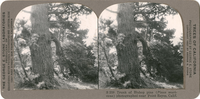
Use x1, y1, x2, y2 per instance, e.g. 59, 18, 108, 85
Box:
0, 0, 199, 99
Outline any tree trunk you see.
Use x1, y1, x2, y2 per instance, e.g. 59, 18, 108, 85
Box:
30, 4, 55, 88
117, 3, 143, 88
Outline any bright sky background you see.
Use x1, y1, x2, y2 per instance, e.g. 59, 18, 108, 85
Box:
79, 12, 97, 45
100, 4, 183, 45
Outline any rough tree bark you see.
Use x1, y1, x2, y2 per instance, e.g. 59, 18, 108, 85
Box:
116, 3, 145, 88
30, 4, 56, 88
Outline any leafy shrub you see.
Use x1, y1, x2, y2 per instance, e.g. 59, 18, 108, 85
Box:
81, 67, 98, 84
168, 66, 183, 83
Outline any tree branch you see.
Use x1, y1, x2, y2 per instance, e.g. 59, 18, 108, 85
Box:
49, 4, 66, 8
99, 42, 117, 80
134, 3, 154, 9
135, 21, 164, 24
14, 39, 31, 81
50, 33, 83, 78
136, 32, 150, 57
136, 32, 156, 77
134, 11, 152, 15
48, 11, 69, 15
105, 9, 119, 14
22, 10, 32, 14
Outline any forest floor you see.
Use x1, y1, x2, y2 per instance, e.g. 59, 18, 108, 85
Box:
104, 80, 183, 89
16, 74, 182, 90
141, 73, 183, 89
153, 81, 183, 89
15, 74, 98, 90
101, 75, 183, 89
55, 74, 98, 90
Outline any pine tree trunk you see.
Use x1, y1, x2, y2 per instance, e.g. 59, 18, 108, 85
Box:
30, 4, 55, 88
117, 3, 142, 88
